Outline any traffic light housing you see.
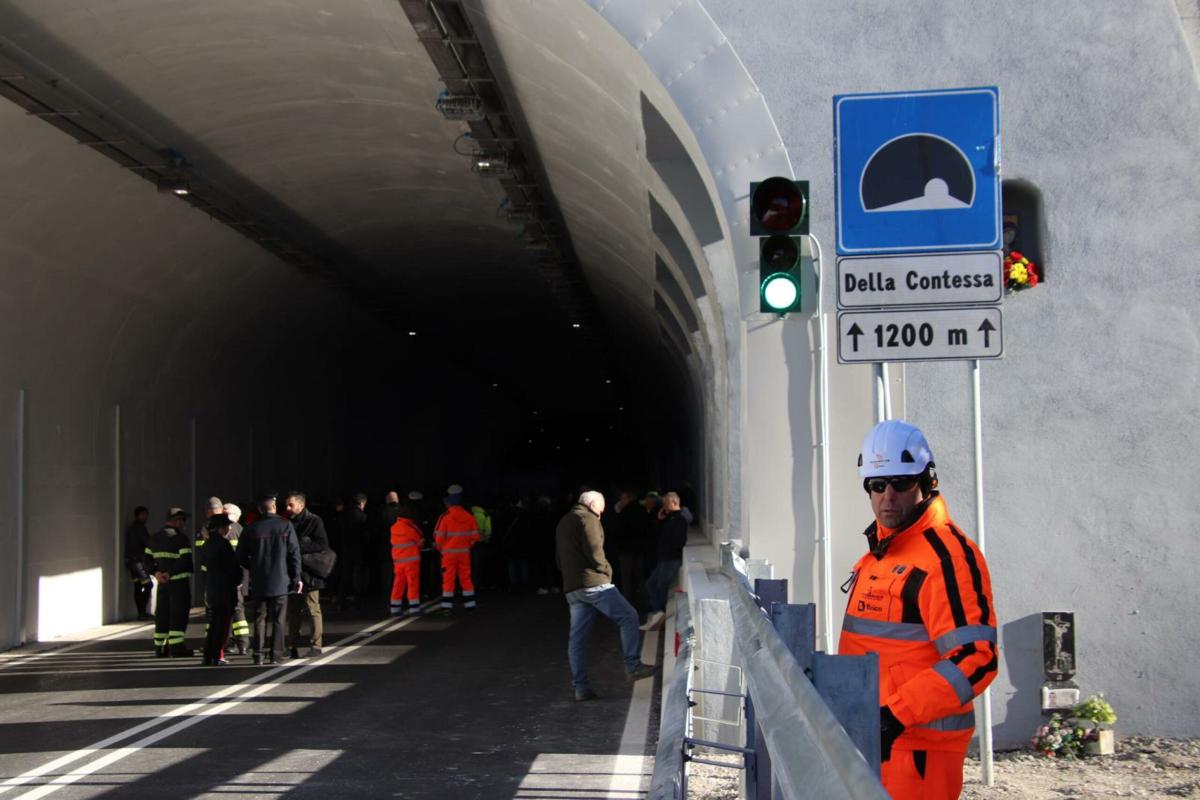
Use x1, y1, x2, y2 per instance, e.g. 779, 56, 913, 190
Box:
750, 178, 808, 314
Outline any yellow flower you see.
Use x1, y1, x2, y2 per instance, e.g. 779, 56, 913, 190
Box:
1010, 263, 1029, 283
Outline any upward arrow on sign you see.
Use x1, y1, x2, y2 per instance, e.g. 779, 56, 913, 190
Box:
847, 323, 864, 352
978, 318, 996, 348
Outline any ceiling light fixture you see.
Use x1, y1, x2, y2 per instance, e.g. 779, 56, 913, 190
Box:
436, 92, 486, 121
408, 331, 417, 336
471, 151, 513, 178
157, 177, 190, 196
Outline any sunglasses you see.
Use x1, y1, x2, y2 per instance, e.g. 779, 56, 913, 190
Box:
864, 476, 919, 494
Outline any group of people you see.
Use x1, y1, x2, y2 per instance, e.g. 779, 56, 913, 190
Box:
123, 484, 492, 666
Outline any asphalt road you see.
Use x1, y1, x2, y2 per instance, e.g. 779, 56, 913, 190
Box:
0, 593, 660, 799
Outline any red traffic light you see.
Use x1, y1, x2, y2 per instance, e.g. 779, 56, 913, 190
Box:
751, 177, 808, 235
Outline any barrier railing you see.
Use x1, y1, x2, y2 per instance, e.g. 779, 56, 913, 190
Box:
649, 544, 888, 799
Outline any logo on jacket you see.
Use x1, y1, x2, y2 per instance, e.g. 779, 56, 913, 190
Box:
891, 565, 908, 575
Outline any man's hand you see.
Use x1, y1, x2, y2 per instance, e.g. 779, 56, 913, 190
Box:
155, 571, 169, 585
296, 581, 304, 594
880, 705, 905, 762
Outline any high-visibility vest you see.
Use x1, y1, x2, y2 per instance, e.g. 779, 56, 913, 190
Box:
839, 494, 998, 755
434, 506, 480, 554
391, 518, 424, 563
471, 506, 492, 542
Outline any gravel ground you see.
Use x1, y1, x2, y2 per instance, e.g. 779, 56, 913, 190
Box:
963, 737, 1200, 799
684, 737, 1200, 799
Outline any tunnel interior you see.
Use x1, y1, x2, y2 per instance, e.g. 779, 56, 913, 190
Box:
0, 1, 727, 637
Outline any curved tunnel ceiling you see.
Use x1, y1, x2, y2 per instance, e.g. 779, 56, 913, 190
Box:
0, 0, 716, 428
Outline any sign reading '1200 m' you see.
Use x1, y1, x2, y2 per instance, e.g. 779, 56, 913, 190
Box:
836, 251, 1003, 309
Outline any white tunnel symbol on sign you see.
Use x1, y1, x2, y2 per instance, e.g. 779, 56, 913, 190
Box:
861, 134, 975, 212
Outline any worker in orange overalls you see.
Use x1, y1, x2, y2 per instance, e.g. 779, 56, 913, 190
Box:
840, 420, 999, 800
390, 506, 424, 616
433, 484, 480, 611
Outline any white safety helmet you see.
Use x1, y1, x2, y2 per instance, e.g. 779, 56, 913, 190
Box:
857, 420, 935, 479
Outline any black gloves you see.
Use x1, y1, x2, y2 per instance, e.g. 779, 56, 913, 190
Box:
880, 705, 905, 762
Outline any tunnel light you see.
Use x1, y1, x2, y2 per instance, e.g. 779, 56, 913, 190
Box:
472, 151, 513, 178
408, 331, 417, 336
157, 177, 190, 196
604, 379, 612, 384
492, 383, 499, 388
571, 323, 581, 329
436, 92, 486, 121
618, 406, 625, 411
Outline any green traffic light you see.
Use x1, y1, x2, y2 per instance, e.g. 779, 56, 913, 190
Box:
761, 272, 800, 313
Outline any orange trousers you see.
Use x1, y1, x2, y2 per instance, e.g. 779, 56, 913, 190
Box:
440, 551, 475, 607
390, 560, 420, 607
882, 749, 964, 800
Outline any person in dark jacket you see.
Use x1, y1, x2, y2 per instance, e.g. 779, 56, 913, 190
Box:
611, 489, 651, 610
124, 506, 152, 620
555, 491, 656, 701
144, 507, 195, 657
236, 492, 302, 666
337, 493, 370, 606
641, 491, 688, 631
285, 491, 333, 658
201, 514, 243, 665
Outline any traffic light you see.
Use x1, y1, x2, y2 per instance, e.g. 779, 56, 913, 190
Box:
750, 178, 808, 314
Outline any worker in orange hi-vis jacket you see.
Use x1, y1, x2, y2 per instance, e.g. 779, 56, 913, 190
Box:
389, 507, 424, 616
840, 420, 999, 800
433, 484, 481, 611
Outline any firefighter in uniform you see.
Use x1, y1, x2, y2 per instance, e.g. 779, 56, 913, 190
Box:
223, 503, 251, 653
144, 506, 195, 657
389, 506, 424, 616
840, 420, 999, 800
433, 484, 480, 611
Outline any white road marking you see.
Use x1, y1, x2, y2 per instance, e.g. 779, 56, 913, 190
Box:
606, 629, 659, 798
0, 605, 435, 798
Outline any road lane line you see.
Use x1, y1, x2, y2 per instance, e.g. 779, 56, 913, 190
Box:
606, 629, 659, 798
0, 605, 435, 797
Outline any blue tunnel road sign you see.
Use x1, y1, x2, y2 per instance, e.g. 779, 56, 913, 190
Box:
834, 87, 1000, 255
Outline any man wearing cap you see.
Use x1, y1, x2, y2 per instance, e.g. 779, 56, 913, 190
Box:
237, 492, 302, 665
433, 484, 480, 611
201, 514, 243, 665
144, 507, 195, 656
840, 420, 999, 799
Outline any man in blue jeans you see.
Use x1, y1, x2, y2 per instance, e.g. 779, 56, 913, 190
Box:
641, 491, 688, 631
556, 490, 657, 701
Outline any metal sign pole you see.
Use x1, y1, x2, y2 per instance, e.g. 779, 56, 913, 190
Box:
812, 235, 836, 654
972, 358, 995, 786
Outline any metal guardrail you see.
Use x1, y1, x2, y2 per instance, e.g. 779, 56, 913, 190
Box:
649, 544, 888, 800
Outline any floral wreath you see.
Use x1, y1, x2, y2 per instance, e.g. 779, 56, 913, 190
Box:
1004, 250, 1040, 292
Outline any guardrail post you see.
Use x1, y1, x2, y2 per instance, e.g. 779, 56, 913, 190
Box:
812, 652, 882, 774
748, 578, 786, 800
768, 601, 882, 778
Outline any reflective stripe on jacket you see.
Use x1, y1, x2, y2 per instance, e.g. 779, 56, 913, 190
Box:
838, 494, 998, 754
144, 527, 194, 581
391, 517, 424, 563
434, 506, 480, 554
